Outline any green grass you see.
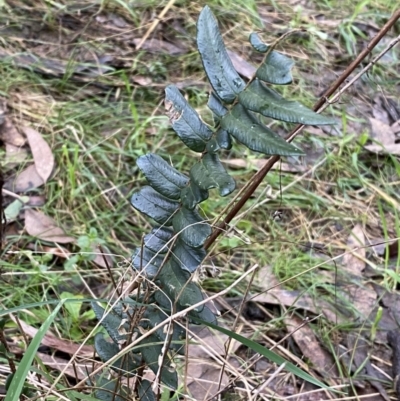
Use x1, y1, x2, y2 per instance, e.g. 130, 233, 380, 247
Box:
1, 0, 400, 399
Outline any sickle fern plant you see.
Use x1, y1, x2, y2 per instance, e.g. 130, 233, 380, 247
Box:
91, 6, 334, 400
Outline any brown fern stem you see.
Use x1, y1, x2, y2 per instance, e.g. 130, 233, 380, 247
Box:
204, 8, 400, 250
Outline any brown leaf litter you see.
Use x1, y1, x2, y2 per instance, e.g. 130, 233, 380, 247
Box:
6, 164, 45, 193
365, 117, 400, 155
0, 98, 26, 147
22, 126, 55, 183
10, 317, 94, 357
24, 209, 75, 244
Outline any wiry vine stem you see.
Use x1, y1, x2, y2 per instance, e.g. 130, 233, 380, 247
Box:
204, 8, 400, 250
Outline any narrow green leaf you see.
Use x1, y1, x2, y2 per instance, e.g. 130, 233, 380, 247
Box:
158, 259, 204, 311
197, 6, 245, 103
239, 79, 336, 125
195, 319, 338, 393
172, 206, 211, 248
208, 92, 228, 118
181, 181, 209, 210
91, 303, 128, 344
132, 244, 165, 278
172, 237, 206, 273
249, 33, 294, 85
190, 152, 236, 196
143, 227, 173, 254
221, 104, 304, 156
5, 300, 64, 401
216, 129, 232, 150
140, 334, 178, 389
94, 333, 140, 377
165, 85, 213, 152
131, 186, 179, 225
137, 153, 189, 200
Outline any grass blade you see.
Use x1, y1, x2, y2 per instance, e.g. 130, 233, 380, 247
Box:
5, 300, 65, 401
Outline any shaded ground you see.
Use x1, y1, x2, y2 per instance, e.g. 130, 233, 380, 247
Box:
0, 0, 400, 400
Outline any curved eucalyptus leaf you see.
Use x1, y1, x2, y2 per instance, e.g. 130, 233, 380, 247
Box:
131, 186, 179, 225
172, 237, 206, 273
249, 32, 269, 52
94, 333, 140, 377
221, 104, 304, 156
189, 305, 218, 325
197, 6, 245, 103
216, 129, 232, 150
208, 92, 228, 118
143, 227, 173, 254
256, 52, 294, 85
154, 290, 172, 310
190, 152, 236, 196
172, 206, 212, 248
240, 79, 336, 125
94, 376, 131, 401
249, 33, 295, 85
159, 259, 204, 311
141, 307, 186, 355
137, 153, 189, 200
138, 380, 156, 401
92, 303, 128, 344
132, 245, 165, 278
181, 181, 209, 210
140, 334, 178, 389
206, 138, 221, 154
165, 85, 213, 152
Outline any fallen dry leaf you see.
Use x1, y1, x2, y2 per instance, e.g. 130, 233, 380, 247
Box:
24, 209, 74, 243
346, 333, 390, 401
392, 120, 400, 135
365, 143, 400, 155
253, 265, 339, 322
252, 289, 340, 323
34, 245, 71, 259
5, 143, 28, 167
284, 315, 339, 379
132, 75, 153, 86
92, 245, 114, 268
336, 282, 377, 320
132, 38, 186, 55
6, 164, 44, 192
27, 195, 46, 207
342, 224, 366, 276
186, 361, 229, 401
188, 326, 229, 359
0, 98, 26, 146
339, 225, 377, 320
227, 50, 256, 79
367, 238, 399, 259
12, 318, 94, 357
37, 352, 93, 380
369, 116, 396, 144
22, 126, 54, 182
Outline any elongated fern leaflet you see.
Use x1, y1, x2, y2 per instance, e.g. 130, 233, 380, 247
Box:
93, 6, 336, 400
